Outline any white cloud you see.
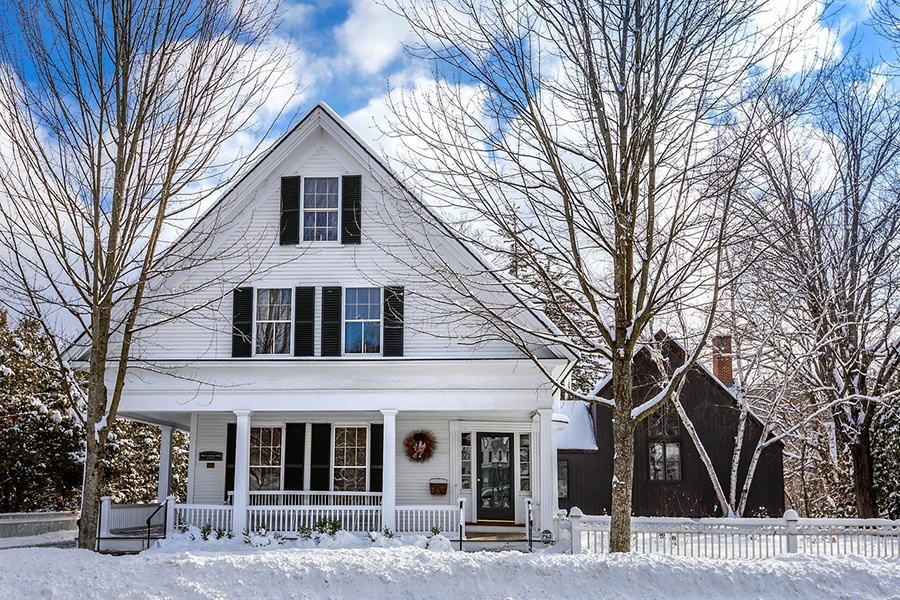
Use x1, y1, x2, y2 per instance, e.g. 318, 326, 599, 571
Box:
755, 0, 842, 75
335, 0, 414, 75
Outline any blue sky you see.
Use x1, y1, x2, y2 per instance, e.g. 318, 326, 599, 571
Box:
278, 0, 893, 153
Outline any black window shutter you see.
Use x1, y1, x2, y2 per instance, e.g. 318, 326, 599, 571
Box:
280, 176, 300, 245
321, 287, 342, 357
383, 286, 404, 357
310, 423, 332, 491
369, 423, 384, 493
232, 288, 253, 358
284, 423, 306, 490
341, 175, 361, 245
224, 423, 236, 501
294, 287, 315, 357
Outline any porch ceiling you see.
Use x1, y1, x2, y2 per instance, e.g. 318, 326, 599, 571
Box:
118, 411, 191, 430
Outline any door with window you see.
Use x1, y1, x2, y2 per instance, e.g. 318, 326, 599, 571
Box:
476, 432, 515, 521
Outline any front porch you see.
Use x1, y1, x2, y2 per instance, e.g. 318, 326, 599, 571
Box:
100, 406, 563, 552
96, 492, 470, 552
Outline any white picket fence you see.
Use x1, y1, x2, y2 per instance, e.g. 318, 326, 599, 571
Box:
561, 508, 900, 559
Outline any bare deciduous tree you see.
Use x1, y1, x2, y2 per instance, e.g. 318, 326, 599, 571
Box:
0, 0, 296, 548
737, 58, 900, 518
382, 0, 815, 550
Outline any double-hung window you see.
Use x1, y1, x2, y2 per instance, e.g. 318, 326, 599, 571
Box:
255, 288, 292, 355
333, 426, 368, 491
302, 177, 339, 242
344, 287, 381, 354
250, 427, 283, 491
648, 404, 681, 481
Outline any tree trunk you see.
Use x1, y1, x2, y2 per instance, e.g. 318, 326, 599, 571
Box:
609, 355, 634, 553
78, 435, 105, 549
850, 434, 878, 518
78, 307, 112, 550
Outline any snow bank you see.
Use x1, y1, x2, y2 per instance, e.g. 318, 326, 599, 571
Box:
0, 546, 898, 599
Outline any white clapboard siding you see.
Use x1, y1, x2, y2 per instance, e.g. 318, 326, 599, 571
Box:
191, 413, 231, 505
128, 128, 529, 362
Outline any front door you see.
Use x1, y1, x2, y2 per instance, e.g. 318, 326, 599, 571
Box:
476, 432, 515, 521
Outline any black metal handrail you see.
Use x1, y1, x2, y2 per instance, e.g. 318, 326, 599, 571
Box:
145, 499, 168, 549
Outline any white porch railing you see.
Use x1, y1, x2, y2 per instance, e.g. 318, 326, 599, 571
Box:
228, 491, 383, 506
561, 508, 900, 559
247, 505, 382, 533
173, 500, 466, 537
395, 503, 460, 535
175, 504, 234, 532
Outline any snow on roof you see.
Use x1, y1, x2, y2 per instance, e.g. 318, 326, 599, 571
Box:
556, 400, 598, 451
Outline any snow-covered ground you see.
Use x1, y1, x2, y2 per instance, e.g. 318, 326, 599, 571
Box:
1, 532, 899, 599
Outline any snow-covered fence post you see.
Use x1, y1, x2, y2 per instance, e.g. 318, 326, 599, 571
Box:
784, 509, 799, 553
554, 508, 567, 541
165, 495, 177, 538
99, 496, 111, 538
569, 506, 583, 554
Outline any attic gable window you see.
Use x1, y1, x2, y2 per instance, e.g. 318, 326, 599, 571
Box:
303, 177, 339, 241
256, 288, 291, 355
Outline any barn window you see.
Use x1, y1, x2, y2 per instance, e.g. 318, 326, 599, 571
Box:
648, 404, 681, 481
558, 460, 569, 499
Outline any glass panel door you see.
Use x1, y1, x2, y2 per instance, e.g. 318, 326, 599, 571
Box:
476, 433, 515, 521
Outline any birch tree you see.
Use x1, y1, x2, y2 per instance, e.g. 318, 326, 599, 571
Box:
0, 0, 295, 548
383, 0, 817, 550
737, 59, 900, 518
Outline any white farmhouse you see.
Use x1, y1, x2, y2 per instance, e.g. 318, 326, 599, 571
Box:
100, 103, 574, 548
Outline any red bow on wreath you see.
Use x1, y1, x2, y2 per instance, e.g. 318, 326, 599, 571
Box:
403, 430, 436, 462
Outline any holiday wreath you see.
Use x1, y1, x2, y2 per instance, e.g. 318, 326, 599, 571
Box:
402, 429, 437, 462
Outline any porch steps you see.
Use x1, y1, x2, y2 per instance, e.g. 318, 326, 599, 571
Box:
457, 526, 534, 552
97, 525, 165, 554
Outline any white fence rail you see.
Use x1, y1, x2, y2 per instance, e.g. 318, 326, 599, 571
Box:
175, 505, 234, 532
561, 508, 900, 559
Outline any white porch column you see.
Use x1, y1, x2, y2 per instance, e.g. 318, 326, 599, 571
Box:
381, 409, 398, 532
157, 425, 173, 504
232, 410, 252, 534
537, 409, 555, 533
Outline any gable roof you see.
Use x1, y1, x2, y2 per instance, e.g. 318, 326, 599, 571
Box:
589, 335, 776, 438
69, 103, 577, 363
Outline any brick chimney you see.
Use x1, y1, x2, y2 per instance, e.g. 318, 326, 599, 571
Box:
712, 335, 733, 386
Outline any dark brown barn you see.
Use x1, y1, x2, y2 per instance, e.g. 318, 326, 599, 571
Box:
557, 335, 785, 518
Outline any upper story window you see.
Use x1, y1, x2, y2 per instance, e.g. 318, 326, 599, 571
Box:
232, 284, 402, 358
345, 287, 381, 354
648, 404, 679, 437
256, 288, 291, 355
302, 177, 339, 242
648, 404, 681, 482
